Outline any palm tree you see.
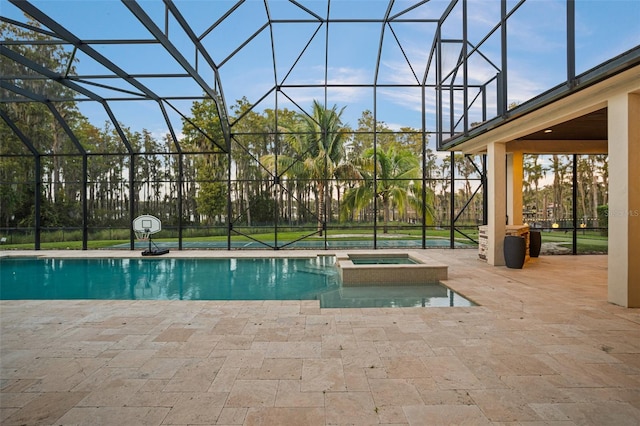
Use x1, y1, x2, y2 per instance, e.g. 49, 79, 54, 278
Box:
523, 154, 547, 218
261, 100, 357, 236
550, 154, 571, 221
341, 144, 420, 233
454, 153, 478, 224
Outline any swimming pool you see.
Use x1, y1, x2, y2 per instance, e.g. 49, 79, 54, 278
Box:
0, 257, 475, 308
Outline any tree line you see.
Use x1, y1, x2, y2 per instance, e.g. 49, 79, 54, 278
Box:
523, 154, 608, 227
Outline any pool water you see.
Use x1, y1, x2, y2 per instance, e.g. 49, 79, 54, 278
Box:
0, 257, 475, 308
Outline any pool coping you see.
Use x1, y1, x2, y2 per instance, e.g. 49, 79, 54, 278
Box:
0, 248, 459, 260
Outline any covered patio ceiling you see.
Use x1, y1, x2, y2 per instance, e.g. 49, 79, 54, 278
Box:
516, 108, 608, 141
505, 107, 610, 155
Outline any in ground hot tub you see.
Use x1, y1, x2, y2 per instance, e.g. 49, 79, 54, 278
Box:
336, 252, 448, 286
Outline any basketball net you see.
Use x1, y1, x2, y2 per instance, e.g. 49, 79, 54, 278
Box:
135, 228, 151, 241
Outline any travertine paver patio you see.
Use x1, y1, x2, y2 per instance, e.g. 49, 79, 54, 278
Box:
1, 249, 639, 425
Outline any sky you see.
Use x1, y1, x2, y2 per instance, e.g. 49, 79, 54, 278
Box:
2, 0, 639, 146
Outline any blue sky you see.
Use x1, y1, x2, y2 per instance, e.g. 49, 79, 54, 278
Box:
2, 0, 639, 142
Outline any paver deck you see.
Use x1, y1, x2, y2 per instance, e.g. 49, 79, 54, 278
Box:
1, 249, 639, 425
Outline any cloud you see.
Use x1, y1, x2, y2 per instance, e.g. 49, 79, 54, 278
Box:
507, 2, 566, 54
505, 70, 549, 106
274, 65, 372, 114
325, 66, 372, 103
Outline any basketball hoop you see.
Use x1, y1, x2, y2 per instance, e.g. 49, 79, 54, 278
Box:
132, 215, 169, 256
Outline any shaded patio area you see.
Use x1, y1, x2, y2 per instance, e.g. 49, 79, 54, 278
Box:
1, 249, 639, 425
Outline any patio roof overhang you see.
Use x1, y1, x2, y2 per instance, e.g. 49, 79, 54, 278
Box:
440, 47, 640, 156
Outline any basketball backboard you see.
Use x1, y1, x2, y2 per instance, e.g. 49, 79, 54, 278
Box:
132, 215, 162, 234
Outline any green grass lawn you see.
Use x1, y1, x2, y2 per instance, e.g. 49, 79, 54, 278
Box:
1, 228, 476, 250
534, 230, 608, 254
0, 228, 606, 252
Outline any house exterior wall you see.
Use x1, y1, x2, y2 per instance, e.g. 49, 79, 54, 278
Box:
608, 92, 640, 307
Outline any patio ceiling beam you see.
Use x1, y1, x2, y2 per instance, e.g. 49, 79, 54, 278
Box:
124, 0, 231, 150
0, 81, 87, 154
263, 0, 279, 92
46, 103, 87, 155
68, 73, 191, 79
0, 80, 47, 102
0, 15, 58, 38
289, 0, 323, 21
158, 101, 182, 154
1, 39, 161, 45
373, 0, 395, 85
0, 107, 39, 156
1, 45, 134, 153
0, 45, 106, 102
9, 1, 161, 102
199, 0, 248, 40
162, 0, 220, 75
505, 140, 607, 154
389, 0, 427, 20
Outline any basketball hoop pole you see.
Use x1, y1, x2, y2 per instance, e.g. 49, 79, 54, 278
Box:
145, 228, 152, 253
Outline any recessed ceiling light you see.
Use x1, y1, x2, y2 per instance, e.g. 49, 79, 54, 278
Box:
544, 129, 553, 133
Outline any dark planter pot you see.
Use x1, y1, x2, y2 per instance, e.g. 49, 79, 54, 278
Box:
529, 230, 541, 258
504, 235, 526, 269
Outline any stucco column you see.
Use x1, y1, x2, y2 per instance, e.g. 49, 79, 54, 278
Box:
487, 141, 507, 265
608, 92, 640, 308
506, 151, 524, 225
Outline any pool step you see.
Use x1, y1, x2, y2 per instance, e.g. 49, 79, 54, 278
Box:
299, 265, 337, 276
